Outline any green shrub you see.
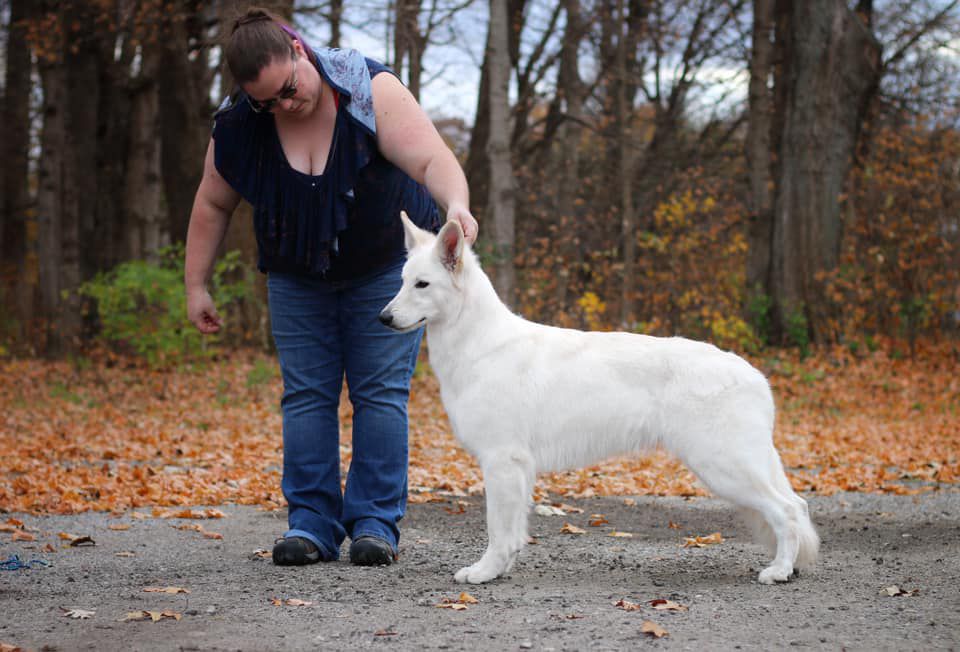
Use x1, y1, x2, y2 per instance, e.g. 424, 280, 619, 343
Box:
79, 245, 253, 366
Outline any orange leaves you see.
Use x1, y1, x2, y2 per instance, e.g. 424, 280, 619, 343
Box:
682, 532, 723, 548
0, 343, 958, 518
435, 592, 479, 610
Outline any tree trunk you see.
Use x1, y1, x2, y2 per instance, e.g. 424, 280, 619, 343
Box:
467, 0, 525, 231
745, 0, 775, 321
768, 0, 880, 342
486, 0, 517, 309
158, 1, 218, 243
328, 0, 343, 47
94, 14, 135, 273
552, 0, 586, 320
123, 47, 164, 262
36, 58, 67, 355
1, 0, 36, 342
617, 0, 639, 327
392, 0, 424, 100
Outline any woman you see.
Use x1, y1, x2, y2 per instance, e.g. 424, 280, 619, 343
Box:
184, 8, 478, 567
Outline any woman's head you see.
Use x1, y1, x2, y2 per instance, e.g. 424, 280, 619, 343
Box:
226, 8, 321, 116
225, 8, 296, 85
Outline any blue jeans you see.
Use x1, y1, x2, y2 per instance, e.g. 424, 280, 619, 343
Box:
267, 262, 422, 560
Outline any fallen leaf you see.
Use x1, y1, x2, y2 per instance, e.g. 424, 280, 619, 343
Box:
560, 522, 586, 534
881, 585, 919, 597
623, 498, 637, 506
589, 516, 609, 527
11, 530, 35, 542
1, 642, 26, 652
115, 551, 135, 557
143, 587, 190, 594
649, 599, 687, 612
68, 536, 95, 547
534, 504, 565, 516
614, 599, 643, 612
4, 518, 24, 528
251, 548, 272, 559
608, 531, 633, 538
641, 620, 669, 638
444, 501, 467, 515
42, 543, 56, 553
62, 607, 95, 619
122, 610, 181, 622
458, 592, 479, 604
668, 521, 681, 530
108, 524, 131, 531
271, 598, 313, 606
201, 531, 223, 540
553, 503, 584, 514
374, 629, 398, 636
682, 532, 723, 548
435, 603, 468, 611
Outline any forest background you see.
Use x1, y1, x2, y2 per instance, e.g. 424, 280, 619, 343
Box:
0, 0, 959, 512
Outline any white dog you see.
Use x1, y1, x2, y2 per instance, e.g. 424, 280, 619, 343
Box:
380, 213, 819, 585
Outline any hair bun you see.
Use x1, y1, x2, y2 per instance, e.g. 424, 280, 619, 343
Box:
232, 8, 273, 33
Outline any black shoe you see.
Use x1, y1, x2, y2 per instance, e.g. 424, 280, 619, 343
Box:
272, 537, 321, 566
349, 536, 396, 566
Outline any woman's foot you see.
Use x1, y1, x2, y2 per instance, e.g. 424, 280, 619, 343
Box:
349, 536, 396, 566
272, 536, 321, 565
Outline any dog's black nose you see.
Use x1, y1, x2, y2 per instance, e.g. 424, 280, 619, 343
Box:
378, 311, 394, 327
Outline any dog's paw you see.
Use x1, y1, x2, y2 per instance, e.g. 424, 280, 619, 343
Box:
758, 564, 793, 584
454, 562, 501, 584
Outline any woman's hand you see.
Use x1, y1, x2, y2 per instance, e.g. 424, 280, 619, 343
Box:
187, 287, 223, 334
447, 203, 478, 244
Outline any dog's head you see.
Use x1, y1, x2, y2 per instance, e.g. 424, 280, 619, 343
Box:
379, 211, 468, 332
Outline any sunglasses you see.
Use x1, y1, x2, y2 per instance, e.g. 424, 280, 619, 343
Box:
247, 55, 298, 113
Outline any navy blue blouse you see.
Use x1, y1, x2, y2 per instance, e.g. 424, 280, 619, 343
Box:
212, 52, 440, 280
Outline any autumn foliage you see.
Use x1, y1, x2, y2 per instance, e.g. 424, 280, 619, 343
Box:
1, 340, 957, 516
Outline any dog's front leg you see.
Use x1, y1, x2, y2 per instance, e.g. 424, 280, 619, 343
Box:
454, 447, 535, 584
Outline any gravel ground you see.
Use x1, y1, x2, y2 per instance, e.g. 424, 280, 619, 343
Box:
1, 491, 958, 651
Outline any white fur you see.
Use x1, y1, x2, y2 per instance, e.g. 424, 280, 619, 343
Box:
381, 213, 820, 585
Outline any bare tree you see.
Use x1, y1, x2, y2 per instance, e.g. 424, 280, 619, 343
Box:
486, 0, 517, 307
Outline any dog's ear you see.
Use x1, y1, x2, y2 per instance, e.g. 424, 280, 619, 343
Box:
400, 211, 430, 251
436, 219, 464, 273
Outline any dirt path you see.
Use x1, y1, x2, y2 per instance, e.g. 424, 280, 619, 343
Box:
1, 492, 958, 651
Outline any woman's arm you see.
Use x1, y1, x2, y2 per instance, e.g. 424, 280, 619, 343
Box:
184, 138, 242, 333
371, 72, 478, 243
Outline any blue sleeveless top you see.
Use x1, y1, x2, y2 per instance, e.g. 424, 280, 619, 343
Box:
212, 48, 441, 280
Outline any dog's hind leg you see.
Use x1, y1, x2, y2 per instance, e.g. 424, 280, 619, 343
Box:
680, 440, 814, 584
454, 447, 535, 584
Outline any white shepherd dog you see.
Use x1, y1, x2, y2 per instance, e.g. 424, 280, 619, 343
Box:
380, 213, 820, 585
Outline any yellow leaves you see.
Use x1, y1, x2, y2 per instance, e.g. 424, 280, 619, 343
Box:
122, 610, 182, 622
682, 532, 723, 548
649, 599, 687, 612
435, 593, 479, 610
641, 620, 670, 638
560, 523, 586, 535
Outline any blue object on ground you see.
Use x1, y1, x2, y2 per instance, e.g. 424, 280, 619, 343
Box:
1, 554, 50, 570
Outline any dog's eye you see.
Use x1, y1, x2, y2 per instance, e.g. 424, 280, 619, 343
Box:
415, 280, 430, 289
